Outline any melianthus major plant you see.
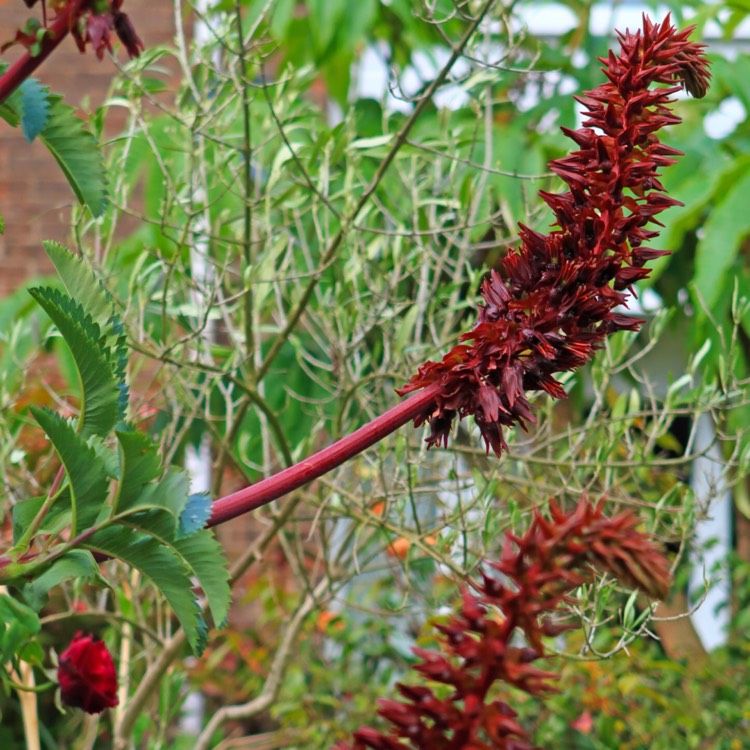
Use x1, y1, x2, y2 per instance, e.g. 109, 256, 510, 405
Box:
0, 2, 720, 748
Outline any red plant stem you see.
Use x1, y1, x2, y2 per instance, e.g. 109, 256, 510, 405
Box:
0, 9, 72, 105
0, 387, 439, 572
207, 384, 441, 527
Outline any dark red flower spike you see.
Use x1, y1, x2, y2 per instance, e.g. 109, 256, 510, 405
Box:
6, 1, 143, 60
398, 15, 710, 456
333, 498, 671, 749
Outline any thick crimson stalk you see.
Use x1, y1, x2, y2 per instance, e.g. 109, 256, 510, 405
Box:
0, 10, 72, 104
207, 384, 441, 527
0, 387, 440, 572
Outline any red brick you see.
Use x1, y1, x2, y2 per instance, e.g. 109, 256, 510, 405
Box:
0, 2, 175, 294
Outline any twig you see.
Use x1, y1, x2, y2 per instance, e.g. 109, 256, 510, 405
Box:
193, 578, 330, 750
254, 0, 499, 382
0, 9, 72, 104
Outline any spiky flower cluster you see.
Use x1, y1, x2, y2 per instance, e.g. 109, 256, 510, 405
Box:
333, 498, 671, 750
398, 15, 710, 456
13, 1, 143, 59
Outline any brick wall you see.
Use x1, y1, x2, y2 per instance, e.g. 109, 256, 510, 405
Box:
0, 1, 176, 294
0, 3, 272, 590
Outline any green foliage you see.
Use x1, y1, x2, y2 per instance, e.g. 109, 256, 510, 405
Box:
31, 407, 109, 533
85, 525, 207, 653
0, 595, 40, 667
27, 287, 121, 438
21, 550, 104, 611
43, 240, 117, 330
15, 78, 51, 142
39, 95, 108, 217
125, 511, 231, 629
0, 242, 230, 657
13, 494, 72, 544
113, 430, 181, 517
0, 73, 107, 216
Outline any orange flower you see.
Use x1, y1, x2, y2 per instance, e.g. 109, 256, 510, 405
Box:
571, 710, 594, 734
387, 538, 411, 559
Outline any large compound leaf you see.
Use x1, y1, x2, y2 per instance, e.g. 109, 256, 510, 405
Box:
126, 511, 231, 629
111, 433, 231, 628
15, 77, 51, 142
31, 408, 108, 534
43, 241, 114, 328
42, 243, 131, 422
28, 286, 120, 437
83, 526, 207, 654
113, 432, 191, 523
39, 94, 108, 217
22, 550, 103, 611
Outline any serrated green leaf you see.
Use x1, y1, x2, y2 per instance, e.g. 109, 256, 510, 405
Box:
125, 511, 231, 629
22, 550, 101, 611
40, 242, 128, 422
17, 77, 51, 142
31, 408, 108, 534
0, 101, 20, 129
89, 435, 121, 478
83, 526, 207, 654
179, 493, 212, 537
114, 429, 163, 510
110, 314, 130, 421
39, 94, 108, 216
13, 494, 72, 544
176, 532, 229, 627
43, 241, 114, 328
114, 464, 190, 527
29, 286, 120, 437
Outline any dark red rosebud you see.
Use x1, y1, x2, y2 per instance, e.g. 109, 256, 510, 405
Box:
57, 632, 118, 714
